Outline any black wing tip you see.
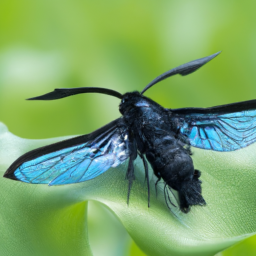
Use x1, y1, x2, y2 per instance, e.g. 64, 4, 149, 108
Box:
3, 170, 18, 181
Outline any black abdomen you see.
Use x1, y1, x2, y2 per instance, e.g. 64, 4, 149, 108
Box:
145, 133, 194, 190
144, 131, 205, 213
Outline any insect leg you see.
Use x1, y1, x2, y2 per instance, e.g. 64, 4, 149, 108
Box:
125, 134, 137, 205
138, 152, 150, 207
164, 184, 176, 207
164, 184, 178, 218
125, 157, 135, 205
166, 187, 178, 208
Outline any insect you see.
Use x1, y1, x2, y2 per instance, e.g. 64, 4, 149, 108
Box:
5, 51, 256, 213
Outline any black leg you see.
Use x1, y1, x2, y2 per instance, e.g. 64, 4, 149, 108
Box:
165, 185, 176, 207
164, 184, 178, 218
138, 152, 150, 207
125, 157, 135, 205
125, 133, 137, 205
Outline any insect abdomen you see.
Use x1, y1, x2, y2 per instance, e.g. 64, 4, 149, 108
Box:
145, 133, 206, 212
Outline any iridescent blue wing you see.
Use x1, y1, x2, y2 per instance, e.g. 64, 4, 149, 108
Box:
170, 99, 256, 151
4, 118, 130, 185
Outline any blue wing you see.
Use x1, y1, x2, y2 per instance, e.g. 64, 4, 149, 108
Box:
171, 99, 256, 151
4, 118, 130, 185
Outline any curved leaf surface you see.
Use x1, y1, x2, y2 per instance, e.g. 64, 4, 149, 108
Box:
1, 122, 256, 256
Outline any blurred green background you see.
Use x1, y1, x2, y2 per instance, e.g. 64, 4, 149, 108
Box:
1, 1, 256, 255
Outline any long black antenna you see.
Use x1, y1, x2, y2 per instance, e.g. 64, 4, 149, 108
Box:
27, 87, 123, 100
141, 51, 221, 95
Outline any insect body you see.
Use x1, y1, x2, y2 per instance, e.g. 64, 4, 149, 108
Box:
5, 51, 255, 213
119, 92, 205, 212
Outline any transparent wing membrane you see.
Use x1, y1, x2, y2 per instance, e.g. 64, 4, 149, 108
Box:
6, 119, 130, 185
173, 109, 256, 151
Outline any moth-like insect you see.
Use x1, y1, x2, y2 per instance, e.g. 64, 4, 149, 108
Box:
5, 51, 254, 213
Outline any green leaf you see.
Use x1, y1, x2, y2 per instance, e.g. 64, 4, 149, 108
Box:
1, 121, 256, 256
0, 123, 92, 256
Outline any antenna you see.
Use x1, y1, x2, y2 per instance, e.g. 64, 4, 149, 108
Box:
27, 87, 123, 100
141, 51, 221, 95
